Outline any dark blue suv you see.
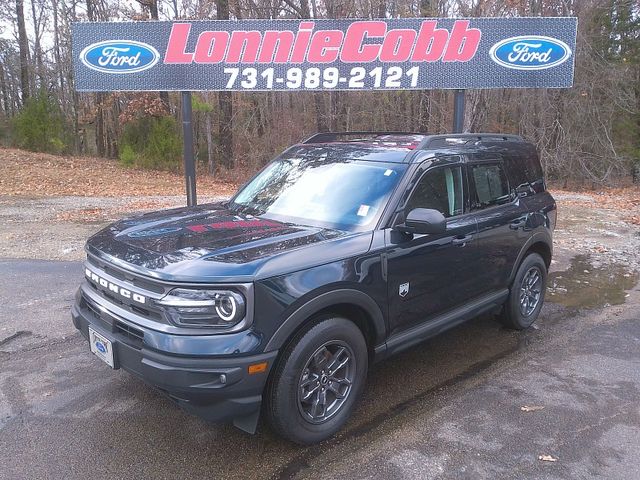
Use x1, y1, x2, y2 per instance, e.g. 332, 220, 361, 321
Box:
72, 132, 556, 444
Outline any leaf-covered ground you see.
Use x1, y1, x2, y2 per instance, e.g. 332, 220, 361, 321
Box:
0, 147, 239, 197
551, 187, 640, 225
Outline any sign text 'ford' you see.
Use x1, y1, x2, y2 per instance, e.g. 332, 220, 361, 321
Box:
489, 35, 572, 70
80, 40, 160, 74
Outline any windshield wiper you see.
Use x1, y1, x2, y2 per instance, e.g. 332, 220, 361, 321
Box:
230, 202, 265, 216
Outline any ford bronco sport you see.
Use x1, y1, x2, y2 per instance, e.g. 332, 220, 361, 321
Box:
72, 132, 556, 444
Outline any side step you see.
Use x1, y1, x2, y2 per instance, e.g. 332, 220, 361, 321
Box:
382, 289, 509, 358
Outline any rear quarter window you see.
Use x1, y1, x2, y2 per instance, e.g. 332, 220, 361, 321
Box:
504, 145, 545, 194
469, 163, 511, 209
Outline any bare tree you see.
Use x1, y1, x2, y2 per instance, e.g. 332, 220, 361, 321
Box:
16, 0, 30, 103
217, 0, 234, 169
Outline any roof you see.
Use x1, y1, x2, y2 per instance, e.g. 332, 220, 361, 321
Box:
294, 132, 528, 163
302, 132, 428, 150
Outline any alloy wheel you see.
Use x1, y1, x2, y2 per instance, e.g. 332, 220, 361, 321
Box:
519, 266, 543, 317
296, 341, 355, 424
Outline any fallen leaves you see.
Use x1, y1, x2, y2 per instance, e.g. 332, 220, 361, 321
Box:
538, 454, 558, 462
0, 147, 239, 198
520, 405, 545, 412
550, 187, 640, 227
55, 208, 105, 222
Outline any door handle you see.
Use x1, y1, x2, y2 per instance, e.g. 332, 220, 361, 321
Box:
510, 219, 526, 230
452, 234, 473, 246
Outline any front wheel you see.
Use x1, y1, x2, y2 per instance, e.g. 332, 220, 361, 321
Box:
264, 317, 368, 444
500, 253, 547, 330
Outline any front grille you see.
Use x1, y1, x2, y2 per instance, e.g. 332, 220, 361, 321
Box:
114, 321, 144, 347
84, 297, 102, 319
84, 255, 170, 327
85, 281, 164, 322
81, 293, 145, 348
87, 255, 166, 294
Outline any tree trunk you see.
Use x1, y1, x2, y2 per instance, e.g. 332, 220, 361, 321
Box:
217, 0, 233, 168
330, 91, 347, 131
16, 0, 30, 104
68, 0, 81, 153
147, 0, 170, 111
417, 0, 438, 133
314, 93, 328, 132
86, 0, 106, 156
0, 63, 9, 116
633, 66, 640, 183
30, 0, 46, 89
52, 0, 65, 108
205, 92, 214, 175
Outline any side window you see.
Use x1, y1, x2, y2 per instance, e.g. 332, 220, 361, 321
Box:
504, 150, 545, 196
406, 166, 464, 218
470, 163, 511, 209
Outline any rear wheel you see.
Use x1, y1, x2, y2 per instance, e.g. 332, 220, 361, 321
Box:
500, 253, 547, 330
265, 317, 368, 444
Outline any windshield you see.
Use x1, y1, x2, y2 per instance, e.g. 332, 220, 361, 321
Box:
230, 158, 407, 231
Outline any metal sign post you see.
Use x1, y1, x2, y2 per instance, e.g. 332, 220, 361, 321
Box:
453, 89, 466, 133
72, 17, 577, 206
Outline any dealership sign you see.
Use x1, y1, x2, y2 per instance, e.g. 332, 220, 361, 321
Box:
73, 17, 577, 92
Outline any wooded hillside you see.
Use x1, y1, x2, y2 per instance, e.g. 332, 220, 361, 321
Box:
0, 0, 638, 186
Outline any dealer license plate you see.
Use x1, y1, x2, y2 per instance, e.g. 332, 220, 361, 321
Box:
89, 327, 114, 368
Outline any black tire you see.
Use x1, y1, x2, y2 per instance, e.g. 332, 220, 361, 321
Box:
500, 253, 547, 330
264, 316, 368, 445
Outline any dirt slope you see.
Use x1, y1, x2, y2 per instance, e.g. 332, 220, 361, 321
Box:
0, 147, 238, 197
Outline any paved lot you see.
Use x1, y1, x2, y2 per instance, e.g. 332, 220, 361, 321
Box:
1, 257, 639, 479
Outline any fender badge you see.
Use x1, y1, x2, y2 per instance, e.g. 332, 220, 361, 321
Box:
399, 283, 410, 297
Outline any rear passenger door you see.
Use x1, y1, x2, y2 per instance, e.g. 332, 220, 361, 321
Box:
468, 157, 528, 293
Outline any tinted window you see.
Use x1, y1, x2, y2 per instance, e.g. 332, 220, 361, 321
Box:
470, 163, 511, 209
231, 158, 407, 231
407, 166, 464, 218
504, 146, 545, 195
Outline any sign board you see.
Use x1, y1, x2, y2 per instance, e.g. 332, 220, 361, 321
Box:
73, 17, 577, 92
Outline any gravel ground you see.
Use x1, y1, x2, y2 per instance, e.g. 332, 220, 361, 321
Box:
0, 195, 227, 261
551, 192, 640, 272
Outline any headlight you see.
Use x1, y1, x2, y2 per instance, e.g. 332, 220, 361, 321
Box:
156, 288, 246, 328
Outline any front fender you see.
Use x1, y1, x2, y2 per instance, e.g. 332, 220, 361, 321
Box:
264, 288, 386, 351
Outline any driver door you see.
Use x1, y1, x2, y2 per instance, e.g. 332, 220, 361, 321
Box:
385, 161, 479, 337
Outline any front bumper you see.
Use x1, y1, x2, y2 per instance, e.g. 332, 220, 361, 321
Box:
71, 288, 277, 432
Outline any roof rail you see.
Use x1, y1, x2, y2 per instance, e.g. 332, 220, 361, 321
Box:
417, 133, 524, 150
302, 131, 427, 144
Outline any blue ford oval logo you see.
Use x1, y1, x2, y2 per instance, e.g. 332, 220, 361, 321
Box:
95, 341, 107, 354
489, 36, 571, 70
80, 40, 159, 74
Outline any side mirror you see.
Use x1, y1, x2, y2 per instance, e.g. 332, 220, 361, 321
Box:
399, 208, 447, 235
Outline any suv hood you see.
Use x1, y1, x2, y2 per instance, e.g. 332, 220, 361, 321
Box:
86, 203, 372, 282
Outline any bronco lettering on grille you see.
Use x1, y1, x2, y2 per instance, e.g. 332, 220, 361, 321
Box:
85, 268, 146, 304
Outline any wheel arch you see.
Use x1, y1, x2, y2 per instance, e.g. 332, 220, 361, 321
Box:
509, 232, 552, 284
264, 289, 386, 355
